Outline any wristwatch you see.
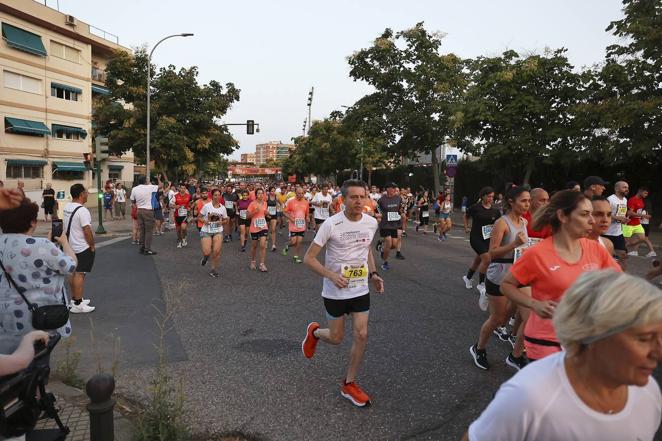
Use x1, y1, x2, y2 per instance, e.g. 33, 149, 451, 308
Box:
369, 271, 380, 279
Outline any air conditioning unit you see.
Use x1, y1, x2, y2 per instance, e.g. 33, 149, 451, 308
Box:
65, 15, 76, 26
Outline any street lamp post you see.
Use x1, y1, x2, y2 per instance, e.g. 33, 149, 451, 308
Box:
146, 33, 194, 181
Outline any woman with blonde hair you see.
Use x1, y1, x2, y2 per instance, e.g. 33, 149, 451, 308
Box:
463, 270, 662, 441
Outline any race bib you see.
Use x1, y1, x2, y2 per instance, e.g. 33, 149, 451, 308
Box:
268, 206, 277, 216
482, 224, 493, 240
387, 212, 401, 222
177, 207, 187, 217
340, 204, 346, 211
513, 238, 542, 263
342, 263, 368, 289
320, 207, 330, 218
422, 211, 429, 218
240, 210, 247, 220
616, 205, 627, 217
294, 218, 305, 229
254, 217, 267, 229
208, 222, 221, 234
225, 200, 234, 210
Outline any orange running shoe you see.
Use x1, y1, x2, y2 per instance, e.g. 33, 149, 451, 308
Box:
301, 322, 320, 359
341, 381, 371, 407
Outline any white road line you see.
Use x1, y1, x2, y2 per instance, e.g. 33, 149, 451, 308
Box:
95, 235, 131, 249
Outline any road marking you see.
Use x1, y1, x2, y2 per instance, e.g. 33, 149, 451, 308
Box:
96, 235, 131, 249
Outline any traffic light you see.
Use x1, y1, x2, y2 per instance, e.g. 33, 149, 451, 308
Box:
246, 120, 255, 135
94, 136, 109, 162
307, 87, 314, 106
83, 152, 93, 170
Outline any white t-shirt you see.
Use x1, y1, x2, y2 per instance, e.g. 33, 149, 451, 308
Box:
114, 188, 126, 203
469, 352, 661, 441
200, 202, 228, 234
130, 184, 159, 209
63, 202, 92, 253
313, 212, 378, 300
312, 192, 333, 220
167, 189, 176, 207
607, 194, 628, 236
370, 192, 382, 201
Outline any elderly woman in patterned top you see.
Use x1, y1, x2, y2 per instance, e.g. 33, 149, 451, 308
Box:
0, 197, 77, 354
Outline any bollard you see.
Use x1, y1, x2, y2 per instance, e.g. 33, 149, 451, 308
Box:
86, 373, 116, 441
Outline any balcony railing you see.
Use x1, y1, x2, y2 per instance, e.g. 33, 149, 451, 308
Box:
91, 67, 106, 83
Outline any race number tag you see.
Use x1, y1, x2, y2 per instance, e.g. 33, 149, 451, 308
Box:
225, 200, 234, 210
268, 206, 277, 216
616, 205, 627, 217
342, 263, 369, 289
254, 218, 267, 229
321, 207, 330, 218
208, 222, 221, 234
422, 211, 429, 218
482, 224, 494, 240
240, 210, 247, 220
387, 212, 401, 222
340, 204, 346, 211
513, 238, 542, 263
294, 218, 305, 229
177, 207, 187, 217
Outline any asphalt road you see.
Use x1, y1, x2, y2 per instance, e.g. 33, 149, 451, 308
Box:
54, 220, 661, 441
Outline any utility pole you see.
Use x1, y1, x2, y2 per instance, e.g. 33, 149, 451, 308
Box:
306, 87, 314, 133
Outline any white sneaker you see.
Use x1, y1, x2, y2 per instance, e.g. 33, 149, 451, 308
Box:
627, 251, 639, 257
182, 239, 188, 247
69, 299, 91, 307
646, 251, 657, 258
69, 302, 95, 314
177, 241, 182, 248
508, 316, 516, 327
462, 275, 473, 289
478, 289, 489, 311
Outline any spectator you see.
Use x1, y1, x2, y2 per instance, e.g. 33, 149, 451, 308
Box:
63, 184, 95, 314
114, 183, 127, 220
41, 183, 56, 221
0, 197, 77, 354
130, 175, 162, 255
0, 330, 49, 375
102, 187, 114, 221
463, 270, 662, 441
16, 179, 25, 196
565, 180, 581, 192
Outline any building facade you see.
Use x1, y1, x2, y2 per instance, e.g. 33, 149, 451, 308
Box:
240, 153, 255, 164
255, 141, 294, 165
0, 0, 133, 204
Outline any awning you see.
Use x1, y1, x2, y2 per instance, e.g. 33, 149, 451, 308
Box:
51, 124, 87, 139
108, 165, 124, 170
91, 84, 110, 95
6, 159, 47, 167
4, 117, 50, 136
51, 82, 82, 94
1, 23, 47, 57
52, 161, 86, 172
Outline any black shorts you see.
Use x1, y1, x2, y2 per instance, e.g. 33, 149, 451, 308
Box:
75, 248, 95, 273
470, 236, 490, 255
315, 218, 326, 225
289, 231, 305, 238
485, 278, 502, 296
251, 230, 268, 240
324, 293, 370, 319
238, 218, 251, 227
643, 224, 650, 237
227, 210, 236, 219
175, 216, 188, 225
419, 216, 429, 225
44, 205, 54, 215
379, 228, 398, 239
603, 234, 627, 252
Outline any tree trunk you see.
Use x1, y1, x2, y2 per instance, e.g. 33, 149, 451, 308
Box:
431, 148, 441, 196
368, 168, 373, 187
523, 158, 535, 185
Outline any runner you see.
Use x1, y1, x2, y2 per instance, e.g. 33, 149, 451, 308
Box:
582, 175, 608, 199
198, 189, 228, 278
415, 190, 430, 234
437, 193, 453, 241
282, 187, 310, 263
266, 187, 279, 252
247, 188, 269, 272
625, 187, 656, 257
237, 189, 251, 252
589, 195, 615, 256
377, 183, 404, 270
462, 187, 500, 296
497, 190, 621, 363
276, 184, 290, 230
194, 188, 209, 232
400, 187, 412, 237
469, 187, 530, 371
300, 179, 384, 407
306, 185, 316, 230
605, 181, 630, 270
222, 184, 238, 243
173, 183, 192, 248
311, 183, 333, 231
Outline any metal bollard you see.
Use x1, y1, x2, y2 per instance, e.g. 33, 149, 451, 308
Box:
86, 373, 116, 441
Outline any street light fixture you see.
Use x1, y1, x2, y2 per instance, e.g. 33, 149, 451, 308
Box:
146, 33, 194, 181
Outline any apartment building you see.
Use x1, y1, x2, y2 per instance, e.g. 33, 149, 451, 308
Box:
0, 0, 133, 203
240, 152, 255, 164
255, 141, 294, 165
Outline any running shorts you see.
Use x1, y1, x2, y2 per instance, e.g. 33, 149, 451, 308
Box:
175, 216, 187, 225
199, 230, 222, 238
75, 248, 95, 273
251, 230, 268, 240
323, 294, 370, 319
602, 234, 627, 252
622, 224, 645, 238
419, 216, 429, 226
439, 212, 450, 220
643, 224, 650, 237
289, 231, 305, 238
485, 279, 503, 297
238, 218, 251, 227
315, 218, 326, 225
469, 236, 490, 255
227, 210, 236, 219
379, 228, 398, 239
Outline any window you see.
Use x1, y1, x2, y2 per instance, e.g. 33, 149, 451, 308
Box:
53, 170, 84, 180
108, 170, 121, 180
6, 164, 43, 179
54, 129, 80, 140
50, 40, 80, 63
3, 71, 41, 94
51, 84, 79, 101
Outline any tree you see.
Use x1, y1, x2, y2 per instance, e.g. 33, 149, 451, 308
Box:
347, 23, 467, 194
93, 48, 240, 177
454, 49, 586, 184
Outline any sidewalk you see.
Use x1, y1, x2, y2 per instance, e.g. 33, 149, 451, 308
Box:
35, 209, 134, 239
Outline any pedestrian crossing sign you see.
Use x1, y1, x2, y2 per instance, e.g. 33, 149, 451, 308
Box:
446, 154, 458, 167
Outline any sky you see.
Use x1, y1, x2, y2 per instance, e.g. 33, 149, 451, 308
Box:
45, 0, 625, 160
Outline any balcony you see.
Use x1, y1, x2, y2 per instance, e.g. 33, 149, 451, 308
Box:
91, 67, 106, 83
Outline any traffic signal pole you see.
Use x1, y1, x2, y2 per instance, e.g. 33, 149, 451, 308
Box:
94, 136, 109, 234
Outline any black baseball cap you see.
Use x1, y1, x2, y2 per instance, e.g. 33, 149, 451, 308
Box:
583, 176, 608, 188
386, 182, 398, 188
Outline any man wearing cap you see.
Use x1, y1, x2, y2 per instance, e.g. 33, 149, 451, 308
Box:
583, 176, 608, 199
605, 180, 630, 270
377, 183, 404, 270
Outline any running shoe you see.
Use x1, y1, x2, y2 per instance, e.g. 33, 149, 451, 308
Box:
478, 289, 488, 312
507, 334, 516, 348
143, 250, 157, 255
433, 224, 437, 234
493, 326, 510, 342
415, 225, 419, 233
380, 262, 390, 271
201, 256, 208, 266
401, 231, 407, 237
182, 239, 188, 247
176, 241, 182, 249
241, 245, 246, 252
469, 344, 489, 370
437, 235, 443, 242
646, 251, 658, 258
375, 240, 383, 252
69, 302, 95, 314
508, 316, 516, 327
301, 322, 320, 358
271, 246, 277, 252
462, 276, 473, 289
250, 261, 257, 270
223, 236, 229, 243
282, 246, 289, 256
293, 256, 303, 264
627, 250, 639, 256
259, 263, 268, 272
505, 353, 528, 371
341, 382, 371, 407
209, 271, 220, 278
395, 252, 405, 260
